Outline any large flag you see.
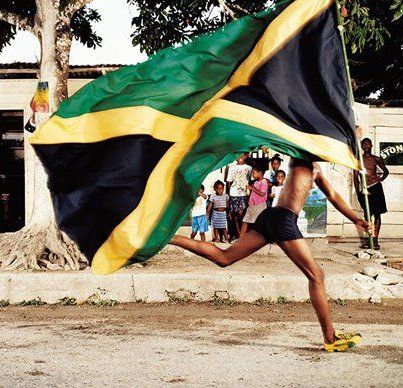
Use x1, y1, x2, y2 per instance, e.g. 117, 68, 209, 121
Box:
30, 0, 358, 274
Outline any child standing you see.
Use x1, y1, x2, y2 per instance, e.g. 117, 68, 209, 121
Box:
240, 165, 268, 236
264, 154, 288, 207
190, 185, 209, 241
226, 154, 252, 241
208, 180, 230, 243
270, 170, 286, 207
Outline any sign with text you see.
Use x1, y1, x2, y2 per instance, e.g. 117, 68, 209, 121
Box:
380, 142, 403, 166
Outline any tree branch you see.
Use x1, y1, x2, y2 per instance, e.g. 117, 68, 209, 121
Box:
0, 8, 34, 32
62, 0, 94, 19
218, 0, 236, 20
232, 4, 248, 14
34, 0, 44, 21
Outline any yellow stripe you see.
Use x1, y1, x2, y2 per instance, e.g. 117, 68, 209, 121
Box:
212, 0, 334, 101
91, 139, 196, 274
29, 106, 190, 144
198, 99, 359, 169
91, 0, 343, 274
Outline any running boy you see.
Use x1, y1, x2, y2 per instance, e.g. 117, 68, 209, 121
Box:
208, 180, 230, 243
190, 185, 209, 241
171, 159, 372, 352
240, 165, 268, 237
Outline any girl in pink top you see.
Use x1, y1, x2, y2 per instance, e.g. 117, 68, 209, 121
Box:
240, 165, 268, 237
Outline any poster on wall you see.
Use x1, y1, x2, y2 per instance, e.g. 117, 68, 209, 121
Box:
299, 187, 327, 236
30, 82, 50, 113
380, 142, 403, 166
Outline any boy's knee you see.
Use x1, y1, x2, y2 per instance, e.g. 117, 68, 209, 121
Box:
308, 266, 325, 284
216, 248, 234, 268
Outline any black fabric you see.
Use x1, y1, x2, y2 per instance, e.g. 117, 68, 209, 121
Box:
34, 135, 173, 259
224, 6, 357, 156
251, 206, 303, 243
358, 182, 387, 215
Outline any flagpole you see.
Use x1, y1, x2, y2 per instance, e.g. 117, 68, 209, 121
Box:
335, 0, 374, 251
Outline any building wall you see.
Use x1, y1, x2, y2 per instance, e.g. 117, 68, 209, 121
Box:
0, 79, 89, 109
0, 80, 402, 238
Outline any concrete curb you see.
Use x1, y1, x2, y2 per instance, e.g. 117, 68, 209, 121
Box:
1, 270, 402, 304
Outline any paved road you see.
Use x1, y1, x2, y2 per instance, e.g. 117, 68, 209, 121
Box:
1, 302, 402, 387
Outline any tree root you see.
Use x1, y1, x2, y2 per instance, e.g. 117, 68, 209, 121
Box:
0, 223, 88, 271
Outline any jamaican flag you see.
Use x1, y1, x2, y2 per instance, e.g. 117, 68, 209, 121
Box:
30, 0, 358, 274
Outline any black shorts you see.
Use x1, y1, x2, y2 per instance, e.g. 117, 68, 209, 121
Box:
358, 182, 387, 216
250, 206, 303, 243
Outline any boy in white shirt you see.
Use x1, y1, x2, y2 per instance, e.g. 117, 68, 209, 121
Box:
270, 170, 286, 207
226, 155, 252, 240
190, 185, 209, 241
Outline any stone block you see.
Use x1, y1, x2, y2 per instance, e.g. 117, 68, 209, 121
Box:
362, 266, 382, 278
369, 294, 382, 304
376, 273, 403, 286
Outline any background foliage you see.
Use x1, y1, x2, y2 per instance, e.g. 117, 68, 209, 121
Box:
129, 0, 403, 102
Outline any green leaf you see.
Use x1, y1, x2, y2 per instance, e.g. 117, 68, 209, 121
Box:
392, 9, 403, 21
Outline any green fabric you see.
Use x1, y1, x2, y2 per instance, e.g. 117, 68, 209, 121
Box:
134, 117, 315, 261
56, 1, 292, 120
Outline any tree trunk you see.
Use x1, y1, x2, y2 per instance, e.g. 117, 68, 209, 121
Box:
0, 1, 88, 271
28, 3, 70, 226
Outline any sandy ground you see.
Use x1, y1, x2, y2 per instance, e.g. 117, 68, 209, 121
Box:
1, 300, 402, 387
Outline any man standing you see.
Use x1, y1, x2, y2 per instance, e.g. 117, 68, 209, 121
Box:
226, 154, 252, 241
171, 159, 372, 352
354, 138, 389, 250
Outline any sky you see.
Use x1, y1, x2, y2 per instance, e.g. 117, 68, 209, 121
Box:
0, 0, 148, 66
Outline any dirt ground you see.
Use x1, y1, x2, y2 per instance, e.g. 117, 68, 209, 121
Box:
2, 299, 403, 327
1, 300, 403, 387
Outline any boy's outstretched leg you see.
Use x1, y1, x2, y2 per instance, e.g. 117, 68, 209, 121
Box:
278, 238, 361, 351
171, 230, 266, 267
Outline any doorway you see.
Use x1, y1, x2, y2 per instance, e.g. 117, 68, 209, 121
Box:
0, 110, 24, 232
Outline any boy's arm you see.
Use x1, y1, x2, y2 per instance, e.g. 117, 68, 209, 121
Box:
376, 156, 389, 181
263, 178, 274, 190
314, 164, 371, 232
353, 170, 361, 194
226, 181, 232, 195
226, 168, 233, 194
247, 182, 267, 197
207, 201, 213, 216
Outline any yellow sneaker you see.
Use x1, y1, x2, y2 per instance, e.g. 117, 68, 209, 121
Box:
324, 332, 362, 352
